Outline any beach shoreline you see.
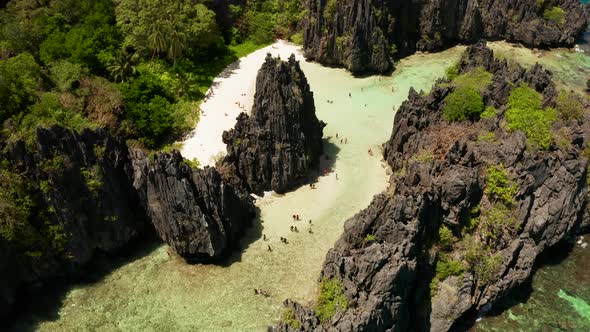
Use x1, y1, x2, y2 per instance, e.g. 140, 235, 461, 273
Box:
180, 40, 305, 167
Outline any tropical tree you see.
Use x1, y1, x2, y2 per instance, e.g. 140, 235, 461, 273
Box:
148, 22, 167, 59
108, 47, 139, 82
168, 27, 186, 68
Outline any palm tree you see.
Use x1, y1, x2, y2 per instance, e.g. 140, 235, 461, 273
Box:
108, 47, 139, 83
168, 27, 186, 68
148, 22, 167, 59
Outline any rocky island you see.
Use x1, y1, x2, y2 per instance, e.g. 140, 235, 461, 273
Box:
220, 54, 326, 195
276, 41, 589, 331
303, 0, 589, 74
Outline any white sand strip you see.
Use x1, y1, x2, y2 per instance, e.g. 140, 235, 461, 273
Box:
180, 40, 305, 167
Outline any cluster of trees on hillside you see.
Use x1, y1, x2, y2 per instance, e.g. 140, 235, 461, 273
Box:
0, 0, 304, 149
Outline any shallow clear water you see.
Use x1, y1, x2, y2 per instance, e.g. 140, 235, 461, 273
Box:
12, 38, 590, 331
472, 243, 590, 332
14, 47, 462, 331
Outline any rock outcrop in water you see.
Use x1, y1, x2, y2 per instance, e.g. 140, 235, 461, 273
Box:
0, 126, 148, 319
276, 41, 589, 331
0, 125, 255, 320
220, 54, 326, 195
303, 0, 590, 74
131, 150, 256, 262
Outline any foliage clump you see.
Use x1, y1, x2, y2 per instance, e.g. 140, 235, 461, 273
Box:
505, 84, 557, 150
314, 278, 349, 323
485, 164, 517, 206
452, 67, 493, 92
480, 106, 497, 119
281, 308, 302, 329
430, 254, 464, 295
555, 90, 586, 121
543, 6, 566, 26
445, 62, 459, 81
364, 234, 377, 243
438, 225, 455, 250
443, 86, 484, 122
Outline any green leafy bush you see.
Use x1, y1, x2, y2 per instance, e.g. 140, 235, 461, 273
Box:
290, 32, 303, 45
281, 308, 302, 329
49, 60, 87, 92
430, 254, 464, 295
466, 245, 502, 285
323, 0, 338, 22
555, 90, 585, 121
0, 52, 42, 121
81, 165, 104, 198
480, 203, 520, 243
505, 84, 557, 150
452, 67, 493, 92
438, 225, 454, 250
445, 62, 459, 81
0, 168, 34, 243
314, 278, 349, 322
480, 106, 497, 119
485, 164, 517, 206
543, 6, 566, 26
477, 131, 496, 142
443, 86, 485, 122
364, 234, 377, 243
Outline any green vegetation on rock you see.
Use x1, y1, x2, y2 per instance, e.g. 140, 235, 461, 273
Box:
543, 6, 566, 26
505, 84, 557, 150
485, 164, 517, 206
555, 90, 586, 121
443, 86, 485, 122
438, 225, 455, 250
314, 278, 349, 323
452, 67, 493, 92
281, 308, 302, 329
430, 254, 464, 295
480, 106, 497, 119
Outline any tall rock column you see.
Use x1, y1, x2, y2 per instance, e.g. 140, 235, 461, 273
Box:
220, 54, 326, 195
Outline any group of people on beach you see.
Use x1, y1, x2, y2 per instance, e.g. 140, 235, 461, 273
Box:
254, 288, 270, 297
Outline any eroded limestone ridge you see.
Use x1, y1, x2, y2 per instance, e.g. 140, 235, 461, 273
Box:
131, 149, 256, 262
0, 126, 255, 319
303, 0, 589, 74
275, 41, 589, 331
220, 53, 326, 195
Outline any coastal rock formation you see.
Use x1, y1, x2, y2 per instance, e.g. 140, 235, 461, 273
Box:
131, 150, 256, 262
0, 126, 148, 319
276, 42, 589, 331
220, 54, 326, 195
0, 126, 256, 319
303, 0, 589, 74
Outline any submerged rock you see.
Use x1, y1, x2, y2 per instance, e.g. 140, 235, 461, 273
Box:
131, 150, 256, 262
303, 0, 589, 74
277, 42, 589, 331
220, 54, 326, 195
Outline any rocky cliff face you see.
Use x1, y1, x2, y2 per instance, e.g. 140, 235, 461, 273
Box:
220, 54, 326, 195
0, 126, 148, 319
276, 42, 589, 331
303, 0, 589, 74
131, 150, 256, 262
0, 125, 255, 319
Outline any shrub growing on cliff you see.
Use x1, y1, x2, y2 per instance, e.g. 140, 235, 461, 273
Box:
0, 168, 34, 243
543, 6, 566, 26
505, 84, 557, 150
443, 86, 484, 122
438, 225, 454, 250
485, 164, 517, 206
453, 67, 493, 92
430, 254, 464, 295
281, 308, 302, 329
555, 90, 586, 121
445, 62, 459, 81
314, 278, 349, 322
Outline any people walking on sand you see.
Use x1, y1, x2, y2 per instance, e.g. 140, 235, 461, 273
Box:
349, 92, 351, 97
336, 133, 339, 139
336, 173, 339, 180
368, 148, 373, 156
309, 220, 312, 224
267, 245, 272, 252
308, 228, 313, 234
263, 234, 267, 241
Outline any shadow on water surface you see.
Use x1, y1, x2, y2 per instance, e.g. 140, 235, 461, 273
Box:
5, 232, 163, 332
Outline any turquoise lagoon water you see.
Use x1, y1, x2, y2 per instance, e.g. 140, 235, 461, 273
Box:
11, 39, 590, 331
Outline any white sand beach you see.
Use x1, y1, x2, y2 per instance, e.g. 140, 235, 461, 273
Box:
180, 40, 305, 166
